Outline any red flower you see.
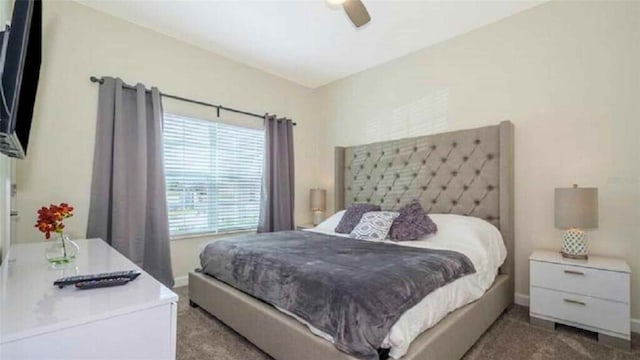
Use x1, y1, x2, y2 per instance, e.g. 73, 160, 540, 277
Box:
34, 203, 74, 240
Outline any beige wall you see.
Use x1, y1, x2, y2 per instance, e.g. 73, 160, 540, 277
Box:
0, 0, 12, 264
0, 155, 10, 264
15, 1, 321, 280
315, 1, 640, 317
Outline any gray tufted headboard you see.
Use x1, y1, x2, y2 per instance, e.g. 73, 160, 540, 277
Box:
334, 121, 514, 286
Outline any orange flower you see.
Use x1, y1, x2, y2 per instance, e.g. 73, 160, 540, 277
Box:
34, 203, 74, 240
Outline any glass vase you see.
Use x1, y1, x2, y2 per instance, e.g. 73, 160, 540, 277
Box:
45, 233, 79, 266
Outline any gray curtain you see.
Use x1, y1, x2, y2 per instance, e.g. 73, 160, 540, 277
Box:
257, 115, 295, 233
87, 77, 174, 288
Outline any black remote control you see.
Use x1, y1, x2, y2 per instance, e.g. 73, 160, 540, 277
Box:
75, 277, 131, 290
54, 270, 141, 288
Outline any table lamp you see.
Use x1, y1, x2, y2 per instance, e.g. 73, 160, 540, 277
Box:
310, 189, 326, 226
554, 184, 598, 259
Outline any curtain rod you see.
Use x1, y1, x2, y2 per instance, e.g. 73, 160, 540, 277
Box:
89, 76, 296, 126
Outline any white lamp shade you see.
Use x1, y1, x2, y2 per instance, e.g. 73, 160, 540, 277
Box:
310, 189, 326, 211
554, 186, 598, 229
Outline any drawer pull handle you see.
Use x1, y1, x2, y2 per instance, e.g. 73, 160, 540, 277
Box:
563, 270, 584, 276
563, 298, 586, 306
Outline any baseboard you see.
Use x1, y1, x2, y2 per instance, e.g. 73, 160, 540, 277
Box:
514, 292, 530, 307
173, 275, 188, 288
515, 292, 639, 334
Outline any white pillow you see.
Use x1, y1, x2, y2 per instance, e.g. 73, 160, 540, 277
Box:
403, 214, 507, 278
349, 211, 399, 241
314, 210, 345, 231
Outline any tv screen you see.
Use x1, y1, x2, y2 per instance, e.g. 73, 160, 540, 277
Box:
0, 0, 41, 159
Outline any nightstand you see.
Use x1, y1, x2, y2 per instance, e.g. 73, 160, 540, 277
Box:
529, 250, 631, 350
296, 224, 315, 230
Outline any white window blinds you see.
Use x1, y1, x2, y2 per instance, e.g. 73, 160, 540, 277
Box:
162, 113, 264, 237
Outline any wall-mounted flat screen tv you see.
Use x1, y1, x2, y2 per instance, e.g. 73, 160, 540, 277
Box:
0, 0, 41, 159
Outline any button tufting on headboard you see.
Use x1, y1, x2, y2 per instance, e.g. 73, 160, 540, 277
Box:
339, 124, 503, 228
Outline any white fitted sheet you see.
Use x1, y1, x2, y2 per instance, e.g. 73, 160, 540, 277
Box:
278, 212, 506, 359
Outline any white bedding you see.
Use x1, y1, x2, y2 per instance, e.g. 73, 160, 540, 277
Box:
279, 211, 506, 359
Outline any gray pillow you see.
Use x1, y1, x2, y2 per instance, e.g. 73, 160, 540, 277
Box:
389, 200, 437, 241
334, 203, 381, 233
350, 211, 399, 241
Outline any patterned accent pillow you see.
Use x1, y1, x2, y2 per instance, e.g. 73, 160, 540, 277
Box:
350, 211, 399, 241
335, 203, 381, 234
389, 200, 438, 241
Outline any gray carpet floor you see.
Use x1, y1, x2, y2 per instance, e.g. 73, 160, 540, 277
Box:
175, 287, 640, 359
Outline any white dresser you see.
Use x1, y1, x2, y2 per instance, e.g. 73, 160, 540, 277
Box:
529, 250, 630, 349
0, 238, 178, 359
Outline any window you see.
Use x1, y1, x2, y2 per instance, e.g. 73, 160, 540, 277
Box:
162, 113, 264, 237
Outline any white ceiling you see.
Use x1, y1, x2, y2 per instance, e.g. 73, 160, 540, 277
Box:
78, 0, 543, 89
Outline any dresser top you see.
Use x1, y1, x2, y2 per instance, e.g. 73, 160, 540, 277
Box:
530, 250, 631, 273
0, 238, 178, 343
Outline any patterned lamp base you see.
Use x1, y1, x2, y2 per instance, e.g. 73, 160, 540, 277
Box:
313, 211, 325, 226
561, 228, 588, 260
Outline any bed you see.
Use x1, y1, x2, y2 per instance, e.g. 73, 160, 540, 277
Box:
189, 121, 514, 360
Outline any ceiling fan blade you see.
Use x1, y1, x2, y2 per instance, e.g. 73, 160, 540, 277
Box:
342, 0, 370, 28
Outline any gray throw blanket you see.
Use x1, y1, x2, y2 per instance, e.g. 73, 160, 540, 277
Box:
200, 231, 475, 360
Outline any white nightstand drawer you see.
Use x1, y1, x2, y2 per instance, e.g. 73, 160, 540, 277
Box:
530, 287, 630, 336
530, 260, 629, 302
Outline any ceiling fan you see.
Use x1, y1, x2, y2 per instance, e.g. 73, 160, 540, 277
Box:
327, 0, 371, 28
